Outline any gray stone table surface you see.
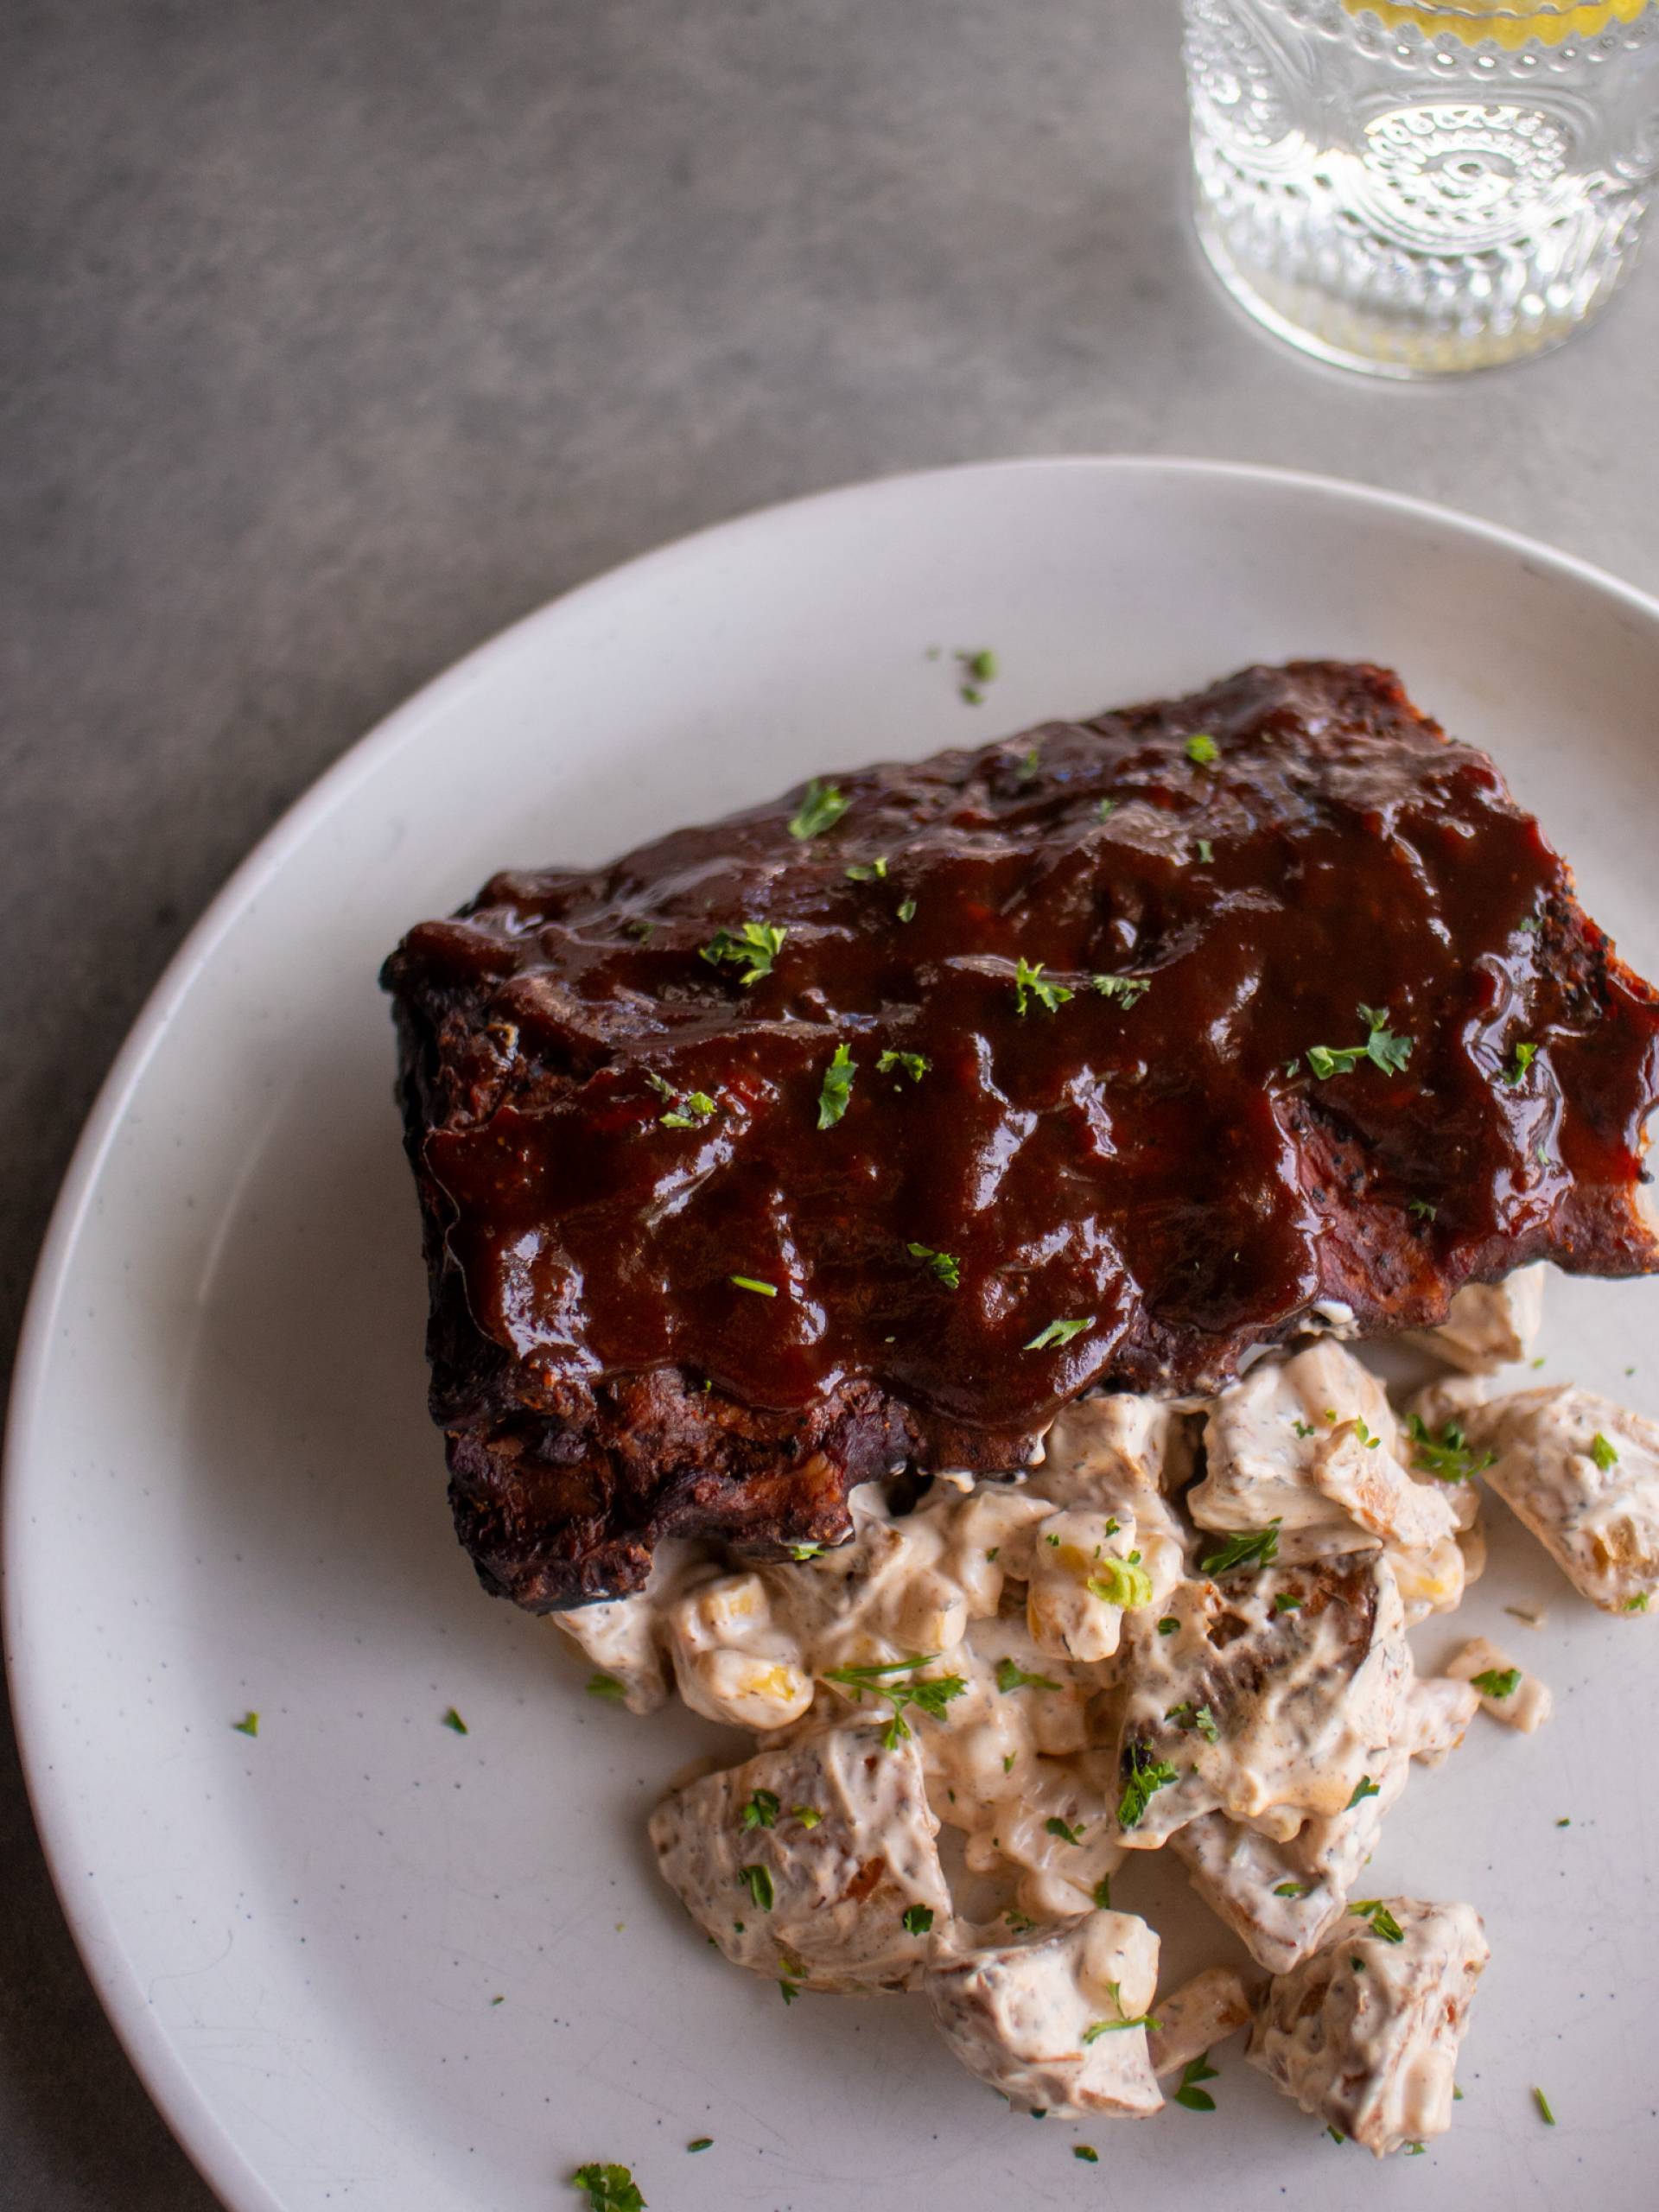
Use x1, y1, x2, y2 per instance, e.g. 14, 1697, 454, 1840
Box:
3, 1, 1656, 2205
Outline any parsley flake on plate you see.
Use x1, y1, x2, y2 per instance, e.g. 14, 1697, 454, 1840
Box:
1305, 1004, 1414, 1081
1074, 2145, 1098, 2162
1013, 956, 1073, 1016
995, 1656, 1061, 1694
1092, 972, 1150, 1007
586, 1672, 626, 1700
687, 2139, 713, 2153
441, 1707, 468, 1735
787, 779, 850, 841
700, 919, 786, 986
906, 1241, 961, 1289
1199, 1520, 1281, 1576
1470, 1667, 1521, 1700
817, 1042, 856, 1128
1117, 1743, 1179, 1828
877, 1048, 929, 1083
1350, 1898, 1406, 1943
231, 1711, 259, 1738
1024, 1315, 1093, 1351
737, 1864, 774, 1912
1534, 2087, 1556, 2126
571, 2163, 645, 2212
1346, 1775, 1380, 1809
1172, 2053, 1219, 2112
1403, 1412, 1496, 1484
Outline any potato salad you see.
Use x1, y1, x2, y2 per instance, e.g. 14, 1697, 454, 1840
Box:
556, 1275, 1654, 2155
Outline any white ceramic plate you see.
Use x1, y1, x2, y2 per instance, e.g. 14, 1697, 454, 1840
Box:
7, 458, 1659, 2212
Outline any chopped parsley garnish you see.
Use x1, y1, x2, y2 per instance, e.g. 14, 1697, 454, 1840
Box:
1404, 1413, 1497, 1484
1272, 1592, 1302, 1614
901, 1904, 934, 1936
1274, 1881, 1309, 1897
1097, 796, 1116, 822
1306, 1005, 1414, 1082
1326, 2125, 1346, 2144
1003, 1753, 1016, 1772
1292, 1418, 1315, 1439
789, 1542, 823, 1562
586, 1672, 626, 1700
1626, 1592, 1651, 1613
738, 1864, 774, 1911
1346, 1775, 1380, 1809
1074, 2145, 1098, 2163
441, 1707, 468, 1735
791, 1804, 823, 1828
817, 1042, 856, 1128
1118, 1744, 1179, 1828
1083, 2011, 1160, 2041
1166, 1700, 1221, 1744
1185, 732, 1219, 766
1015, 747, 1041, 785
1506, 1039, 1538, 1085
877, 1049, 930, 1083
1013, 957, 1073, 1016
845, 856, 888, 880
1351, 1898, 1406, 1943
787, 779, 850, 841
1470, 1667, 1521, 1700
1172, 2053, 1219, 2112
1024, 1315, 1093, 1351
906, 1241, 961, 1289
896, 896, 918, 924
1092, 972, 1151, 1007
1408, 1198, 1439, 1221
728, 1274, 779, 1298
779, 1976, 800, 2004
231, 1711, 259, 1738
1534, 2087, 1556, 2126
741, 1789, 781, 1830
1005, 1910, 1038, 1933
995, 1656, 1061, 1694
645, 1071, 716, 1128
1045, 1816, 1084, 1845
1405, 2141, 1426, 2156
1088, 1557, 1154, 1609
1156, 1616, 1179, 1636
571, 2163, 645, 2212
1199, 1520, 1281, 1576
961, 648, 999, 684
700, 919, 786, 986
1590, 1431, 1619, 1472
821, 1653, 967, 1747
1196, 839, 1214, 865
1093, 1876, 1112, 1910
687, 2139, 713, 2153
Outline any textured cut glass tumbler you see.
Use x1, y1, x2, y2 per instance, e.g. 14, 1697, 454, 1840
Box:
1182, 1, 1659, 373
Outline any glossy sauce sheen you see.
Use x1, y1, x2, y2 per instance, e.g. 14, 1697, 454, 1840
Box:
388, 664, 1659, 1446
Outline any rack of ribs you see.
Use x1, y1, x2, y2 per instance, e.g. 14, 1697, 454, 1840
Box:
381, 661, 1659, 1608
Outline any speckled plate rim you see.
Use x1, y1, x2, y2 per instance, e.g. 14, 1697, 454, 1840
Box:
7, 454, 1659, 2212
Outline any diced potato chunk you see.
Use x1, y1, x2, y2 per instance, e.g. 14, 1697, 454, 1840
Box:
1249, 1899, 1489, 2157
647, 1726, 950, 1991
663, 1573, 813, 1727
1444, 1636, 1553, 1732
1409, 1265, 1545, 1374
1036, 1395, 1198, 1504
1464, 1385, 1659, 1616
551, 1592, 666, 1714
1147, 1966, 1254, 2079
1194, 1344, 1458, 1562
1113, 1553, 1411, 1847
925, 1910, 1163, 2117
1170, 1749, 1408, 1974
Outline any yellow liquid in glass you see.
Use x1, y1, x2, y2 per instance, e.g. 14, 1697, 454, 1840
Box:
1346, 0, 1649, 46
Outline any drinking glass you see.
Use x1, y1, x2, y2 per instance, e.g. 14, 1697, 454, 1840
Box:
1181, 1, 1659, 374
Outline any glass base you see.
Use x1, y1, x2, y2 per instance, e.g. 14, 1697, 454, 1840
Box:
1192, 184, 1607, 376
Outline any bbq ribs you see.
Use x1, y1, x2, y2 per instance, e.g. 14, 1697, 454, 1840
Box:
381, 661, 1659, 1609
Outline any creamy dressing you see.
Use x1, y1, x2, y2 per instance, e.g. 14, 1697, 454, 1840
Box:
1249, 1899, 1490, 2157
582, 1268, 1649, 2151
